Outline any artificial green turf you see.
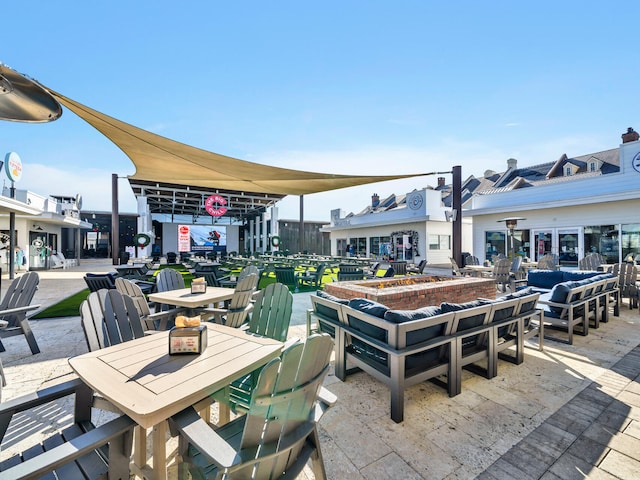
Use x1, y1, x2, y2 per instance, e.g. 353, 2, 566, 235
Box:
31, 288, 91, 319
31, 266, 328, 319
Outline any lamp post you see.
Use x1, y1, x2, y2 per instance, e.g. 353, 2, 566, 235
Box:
498, 217, 526, 259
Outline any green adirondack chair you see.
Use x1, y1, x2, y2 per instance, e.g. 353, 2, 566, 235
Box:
170, 334, 336, 480
214, 282, 294, 423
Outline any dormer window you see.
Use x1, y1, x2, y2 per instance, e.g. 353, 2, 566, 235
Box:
564, 163, 579, 176
588, 157, 602, 173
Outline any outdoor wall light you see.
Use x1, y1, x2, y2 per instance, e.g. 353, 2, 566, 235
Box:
445, 209, 457, 222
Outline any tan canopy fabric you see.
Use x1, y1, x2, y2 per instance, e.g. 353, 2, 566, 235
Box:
47, 89, 429, 196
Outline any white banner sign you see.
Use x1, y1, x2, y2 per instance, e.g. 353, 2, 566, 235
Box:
178, 224, 191, 252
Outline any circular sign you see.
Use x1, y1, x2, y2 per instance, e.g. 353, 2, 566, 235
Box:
632, 152, 640, 174
179, 225, 190, 235
408, 193, 423, 210
4, 152, 23, 182
205, 194, 228, 217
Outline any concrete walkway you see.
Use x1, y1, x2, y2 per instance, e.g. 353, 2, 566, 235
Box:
1, 261, 639, 479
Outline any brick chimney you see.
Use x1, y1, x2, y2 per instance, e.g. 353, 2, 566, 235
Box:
437, 177, 446, 187
507, 158, 518, 170
622, 127, 639, 143
371, 193, 380, 208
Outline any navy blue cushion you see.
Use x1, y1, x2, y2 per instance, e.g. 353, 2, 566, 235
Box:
348, 298, 389, 318
383, 306, 441, 324
527, 269, 564, 289
316, 290, 349, 304
440, 299, 491, 313
562, 270, 601, 282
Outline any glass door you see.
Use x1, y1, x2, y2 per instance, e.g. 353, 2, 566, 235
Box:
531, 230, 553, 262
558, 228, 582, 267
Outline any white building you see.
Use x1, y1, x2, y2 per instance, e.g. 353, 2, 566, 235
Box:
465, 128, 640, 267
0, 188, 91, 271
321, 184, 473, 265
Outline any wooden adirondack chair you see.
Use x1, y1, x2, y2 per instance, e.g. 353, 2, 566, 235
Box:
218, 264, 260, 288
450, 257, 464, 276
215, 282, 294, 423
0, 377, 135, 480
114, 277, 151, 316
195, 271, 221, 288
201, 273, 258, 327
155, 268, 185, 292
298, 263, 327, 288
170, 334, 336, 480
274, 266, 301, 289
611, 263, 638, 309
80, 289, 181, 350
154, 268, 186, 312
0, 271, 41, 354
83, 272, 116, 292
491, 258, 513, 292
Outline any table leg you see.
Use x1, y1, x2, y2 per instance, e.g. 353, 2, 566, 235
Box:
153, 421, 169, 480
134, 425, 147, 469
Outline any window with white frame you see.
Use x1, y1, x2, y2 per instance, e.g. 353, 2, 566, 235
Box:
428, 234, 450, 250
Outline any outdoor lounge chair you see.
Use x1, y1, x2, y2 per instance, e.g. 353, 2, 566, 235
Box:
200, 273, 258, 327
215, 282, 294, 423
0, 377, 135, 480
274, 266, 301, 289
83, 272, 116, 292
0, 271, 41, 355
169, 334, 336, 480
218, 264, 260, 288
298, 263, 327, 288
80, 289, 183, 350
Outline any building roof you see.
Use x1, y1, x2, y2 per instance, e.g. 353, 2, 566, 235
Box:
463, 147, 621, 199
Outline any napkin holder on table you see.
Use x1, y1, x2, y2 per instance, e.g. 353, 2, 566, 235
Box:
169, 325, 208, 355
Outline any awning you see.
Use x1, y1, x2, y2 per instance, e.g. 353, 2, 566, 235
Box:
47, 90, 430, 198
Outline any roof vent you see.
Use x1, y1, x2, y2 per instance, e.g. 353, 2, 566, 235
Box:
507, 158, 517, 170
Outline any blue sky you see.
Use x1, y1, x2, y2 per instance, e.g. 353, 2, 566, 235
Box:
2, 1, 639, 220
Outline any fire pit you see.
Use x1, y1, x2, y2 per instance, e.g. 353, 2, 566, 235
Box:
323, 274, 496, 310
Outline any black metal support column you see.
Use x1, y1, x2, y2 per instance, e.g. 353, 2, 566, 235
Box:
452, 165, 462, 267
299, 195, 304, 254
111, 173, 119, 265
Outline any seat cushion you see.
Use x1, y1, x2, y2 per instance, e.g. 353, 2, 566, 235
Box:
383, 306, 441, 324
348, 298, 389, 318
316, 290, 349, 304
527, 269, 564, 289
439, 299, 490, 313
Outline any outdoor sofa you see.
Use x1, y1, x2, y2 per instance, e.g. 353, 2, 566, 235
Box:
307, 288, 543, 423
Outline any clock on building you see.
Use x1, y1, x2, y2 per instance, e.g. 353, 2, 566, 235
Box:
408, 193, 424, 210
632, 151, 640, 174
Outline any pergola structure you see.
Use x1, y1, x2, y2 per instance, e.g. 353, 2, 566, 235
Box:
1, 63, 463, 265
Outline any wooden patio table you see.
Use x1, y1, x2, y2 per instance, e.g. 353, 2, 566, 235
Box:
148, 286, 236, 314
69, 323, 283, 480
459, 265, 494, 277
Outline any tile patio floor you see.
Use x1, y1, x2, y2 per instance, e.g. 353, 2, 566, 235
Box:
1, 260, 639, 479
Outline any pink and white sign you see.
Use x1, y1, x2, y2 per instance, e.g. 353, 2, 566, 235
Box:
178, 224, 191, 252
205, 194, 227, 217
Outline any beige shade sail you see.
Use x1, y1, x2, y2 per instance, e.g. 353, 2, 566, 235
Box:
47, 89, 430, 196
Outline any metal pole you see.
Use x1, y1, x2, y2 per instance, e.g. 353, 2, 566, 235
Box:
299, 195, 304, 254
452, 165, 462, 267
111, 173, 119, 265
9, 181, 16, 279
